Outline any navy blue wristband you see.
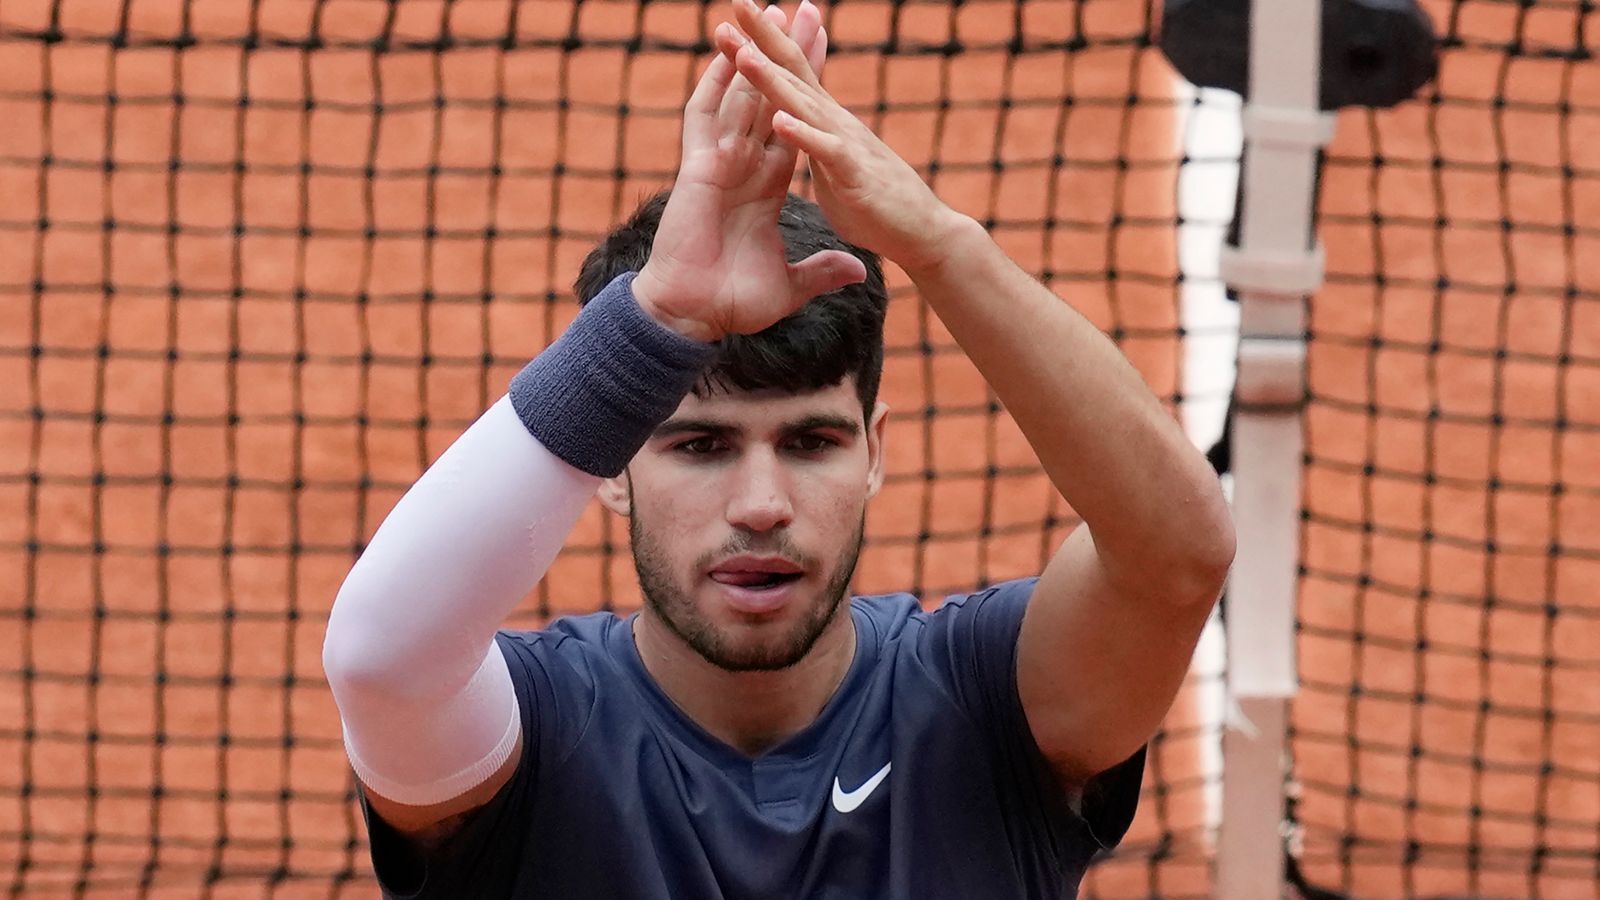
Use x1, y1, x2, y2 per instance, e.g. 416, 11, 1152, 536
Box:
509, 272, 718, 478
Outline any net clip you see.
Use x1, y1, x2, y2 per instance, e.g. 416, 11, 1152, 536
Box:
1234, 337, 1305, 412
1219, 242, 1325, 297
1241, 105, 1337, 150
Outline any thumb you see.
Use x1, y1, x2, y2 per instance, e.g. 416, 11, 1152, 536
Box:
787, 249, 868, 307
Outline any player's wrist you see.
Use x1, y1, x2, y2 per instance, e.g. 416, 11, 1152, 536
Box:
507, 272, 719, 477
896, 209, 984, 282
632, 263, 724, 343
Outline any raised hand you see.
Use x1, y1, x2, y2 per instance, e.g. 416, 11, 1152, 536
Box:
715, 0, 966, 277
631, 0, 869, 342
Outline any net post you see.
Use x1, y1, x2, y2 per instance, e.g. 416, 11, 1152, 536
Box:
1214, 0, 1332, 897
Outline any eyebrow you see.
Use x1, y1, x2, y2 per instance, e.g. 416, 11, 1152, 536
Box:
651, 414, 863, 440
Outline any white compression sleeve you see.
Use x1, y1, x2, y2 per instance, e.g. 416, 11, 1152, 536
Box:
322, 394, 599, 806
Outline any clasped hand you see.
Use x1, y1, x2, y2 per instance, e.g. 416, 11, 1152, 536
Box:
632, 0, 964, 342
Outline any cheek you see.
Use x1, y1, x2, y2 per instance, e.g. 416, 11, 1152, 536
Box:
634, 495, 698, 546
630, 479, 719, 563
629, 462, 715, 521
798, 470, 871, 530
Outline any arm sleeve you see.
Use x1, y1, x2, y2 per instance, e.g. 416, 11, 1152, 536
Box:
321, 396, 599, 807
322, 272, 717, 810
919, 578, 1146, 857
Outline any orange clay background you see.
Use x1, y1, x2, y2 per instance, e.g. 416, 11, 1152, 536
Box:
0, 0, 1594, 898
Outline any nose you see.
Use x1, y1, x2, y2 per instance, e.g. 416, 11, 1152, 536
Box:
725, 446, 794, 533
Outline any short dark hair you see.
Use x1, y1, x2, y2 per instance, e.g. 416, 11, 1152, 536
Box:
575, 189, 889, 416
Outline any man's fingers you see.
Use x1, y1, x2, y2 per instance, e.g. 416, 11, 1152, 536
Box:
714, 21, 748, 74
683, 53, 740, 149
716, 4, 782, 132
716, 6, 786, 122
733, 0, 822, 88
688, 52, 739, 113
756, 2, 821, 144
809, 24, 828, 76
735, 41, 833, 136
785, 2, 823, 75
715, 25, 774, 145
787, 249, 868, 306
722, 89, 763, 145
771, 109, 847, 167
717, 5, 824, 146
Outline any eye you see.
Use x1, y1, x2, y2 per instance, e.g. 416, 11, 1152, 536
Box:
789, 433, 837, 454
675, 436, 723, 455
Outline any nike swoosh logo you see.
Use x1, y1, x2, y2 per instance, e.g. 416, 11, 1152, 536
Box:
831, 762, 892, 814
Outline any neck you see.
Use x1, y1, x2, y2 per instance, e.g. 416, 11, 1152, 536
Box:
632, 604, 858, 757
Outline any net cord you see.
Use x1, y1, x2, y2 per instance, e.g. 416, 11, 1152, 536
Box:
1215, 0, 1330, 897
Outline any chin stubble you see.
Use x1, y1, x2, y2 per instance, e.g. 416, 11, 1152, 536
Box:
630, 513, 866, 673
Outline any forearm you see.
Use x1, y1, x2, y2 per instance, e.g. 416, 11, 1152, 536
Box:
906, 215, 1233, 595
325, 272, 717, 690
322, 273, 718, 804
320, 397, 594, 803
323, 398, 597, 697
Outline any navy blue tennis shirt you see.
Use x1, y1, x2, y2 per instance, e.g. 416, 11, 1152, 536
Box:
358, 578, 1146, 898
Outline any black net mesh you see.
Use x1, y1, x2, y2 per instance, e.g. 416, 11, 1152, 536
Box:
0, 0, 1590, 897
1291, 0, 1600, 897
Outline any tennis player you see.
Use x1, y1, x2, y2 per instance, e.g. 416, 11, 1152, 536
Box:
322, 1, 1234, 896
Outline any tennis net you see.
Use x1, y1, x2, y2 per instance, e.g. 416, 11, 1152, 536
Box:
0, 0, 1590, 897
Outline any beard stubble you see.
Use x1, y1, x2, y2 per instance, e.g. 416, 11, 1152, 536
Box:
629, 511, 865, 672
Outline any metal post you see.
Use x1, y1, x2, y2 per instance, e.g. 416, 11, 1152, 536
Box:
1214, 0, 1334, 896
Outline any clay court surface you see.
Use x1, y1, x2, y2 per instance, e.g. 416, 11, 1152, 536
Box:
1, 0, 1596, 897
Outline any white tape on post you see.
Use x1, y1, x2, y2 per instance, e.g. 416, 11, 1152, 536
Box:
1228, 410, 1304, 699
1218, 695, 1292, 899
1235, 337, 1306, 411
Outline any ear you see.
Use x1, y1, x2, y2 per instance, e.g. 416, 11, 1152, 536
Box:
597, 471, 632, 517
865, 400, 889, 499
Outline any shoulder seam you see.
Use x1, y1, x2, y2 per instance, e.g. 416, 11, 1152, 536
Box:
544, 618, 619, 772
499, 627, 602, 775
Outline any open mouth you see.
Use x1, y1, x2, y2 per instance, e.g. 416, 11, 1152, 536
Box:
709, 571, 803, 591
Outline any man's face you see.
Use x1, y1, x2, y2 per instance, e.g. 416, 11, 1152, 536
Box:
603, 379, 888, 672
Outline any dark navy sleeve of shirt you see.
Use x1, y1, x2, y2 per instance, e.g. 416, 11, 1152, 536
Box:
919, 577, 1146, 858
356, 629, 594, 899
